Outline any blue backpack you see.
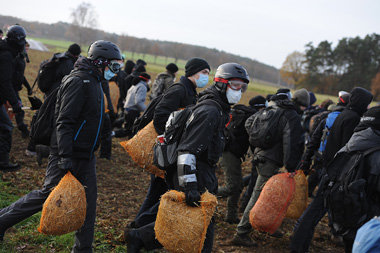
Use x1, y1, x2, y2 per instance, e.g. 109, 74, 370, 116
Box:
318, 111, 341, 154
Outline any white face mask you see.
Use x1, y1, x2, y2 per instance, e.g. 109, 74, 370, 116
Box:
226, 87, 242, 104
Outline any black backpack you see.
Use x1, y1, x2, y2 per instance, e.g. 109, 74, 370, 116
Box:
153, 100, 222, 170
224, 104, 255, 145
246, 106, 285, 149
35, 53, 67, 93
325, 146, 380, 236
29, 87, 59, 145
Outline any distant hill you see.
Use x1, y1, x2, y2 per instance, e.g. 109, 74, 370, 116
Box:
0, 14, 288, 86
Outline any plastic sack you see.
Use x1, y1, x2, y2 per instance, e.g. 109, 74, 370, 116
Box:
155, 190, 217, 253
120, 121, 165, 178
286, 170, 308, 219
250, 172, 295, 234
38, 171, 86, 235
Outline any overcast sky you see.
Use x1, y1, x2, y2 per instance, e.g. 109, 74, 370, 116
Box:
2, 0, 379, 68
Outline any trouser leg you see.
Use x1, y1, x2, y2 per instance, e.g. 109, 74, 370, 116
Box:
290, 175, 329, 253
124, 110, 139, 137
0, 105, 13, 163
237, 160, 278, 235
240, 161, 258, 212
0, 155, 63, 228
133, 174, 168, 228
201, 218, 215, 253
72, 156, 97, 253
14, 92, 26, 130
100, 113, 112, 159
136, 222, 162, 251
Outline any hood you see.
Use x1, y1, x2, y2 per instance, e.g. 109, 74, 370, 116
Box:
73, 57, 102, 79
342, 127, 380, 153
348, 87, 373, 116
271, 98, 297, 111
198, 85, 230, 113
0, 39, 18, 57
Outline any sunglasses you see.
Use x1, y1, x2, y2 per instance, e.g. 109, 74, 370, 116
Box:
228, 80, 248, 93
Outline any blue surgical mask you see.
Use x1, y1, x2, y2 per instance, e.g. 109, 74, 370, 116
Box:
196, 74, 209, 88
104, 69, 116, 80
226, 87, 242, 104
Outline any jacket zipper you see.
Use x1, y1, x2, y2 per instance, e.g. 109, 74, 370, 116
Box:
90, 81, 103, 155
74, 120, 86, 141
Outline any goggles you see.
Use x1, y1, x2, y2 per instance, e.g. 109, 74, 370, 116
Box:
214, 78, 248, 92
108, 60, 123, 74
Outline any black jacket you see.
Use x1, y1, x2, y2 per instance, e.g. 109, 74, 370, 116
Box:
324, 88, 373, 166
51, 57, 105, 159
0, 39, 19, 106
12, 52, 31, 92
224, 104, 256, 159
174, 86, 230, 193
247, 99, 304, 171
153, 76, 197, 134
46, 51, 77, 95
115, 70, 129, 111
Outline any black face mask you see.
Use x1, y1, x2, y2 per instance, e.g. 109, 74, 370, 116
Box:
8, 38, 26, 53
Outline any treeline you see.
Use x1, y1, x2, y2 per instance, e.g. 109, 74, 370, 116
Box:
284, 34, 380, 99
0, 14, 287, 86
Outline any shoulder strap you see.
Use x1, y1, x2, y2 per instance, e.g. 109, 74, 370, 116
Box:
363, 146, 380, 157
196, 99, 223, 114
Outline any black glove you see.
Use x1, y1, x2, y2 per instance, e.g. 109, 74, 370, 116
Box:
12, 104, 22, 114
184, 182, 201, 207
58, 157, 73, 173
27, 89, 33, 96
299, 160, 311, 175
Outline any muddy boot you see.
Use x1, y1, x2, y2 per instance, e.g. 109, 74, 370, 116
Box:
18, 124, 29, 139
36, 145, 50, 166
229, 233, 257, 247
0, 153, 20, 172
125, 228, 143, 253
225, 192, 240, 224
217, 186, 229, 198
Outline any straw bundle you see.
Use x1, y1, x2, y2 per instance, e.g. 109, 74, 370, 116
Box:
120, 121, 165, 178
38, 171, 86, 235
286, 170, 308, 219
250, 173, 295, 234
155, 190, 217, 253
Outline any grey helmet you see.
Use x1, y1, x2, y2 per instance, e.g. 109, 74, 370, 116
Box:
87, 40, 122, 61
214, 63, 250, 92
6, 25, 26, 52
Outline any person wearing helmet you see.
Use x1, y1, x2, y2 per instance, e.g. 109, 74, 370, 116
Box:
0, 24, 27, 172
125, 63, 250, 253
0, 40, 123, 251
230, 87, 304, 247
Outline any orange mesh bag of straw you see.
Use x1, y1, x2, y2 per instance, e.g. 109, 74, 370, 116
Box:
38, 171, 86, 235
154, 190, 218, 253
249, 172, 295, 234
286, 170, 308, 219
120, 121, 165, 178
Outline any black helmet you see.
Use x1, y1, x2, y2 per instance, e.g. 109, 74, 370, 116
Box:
214, 63, 250, 92
6, 25, 26, 51
87, 40, 122, 61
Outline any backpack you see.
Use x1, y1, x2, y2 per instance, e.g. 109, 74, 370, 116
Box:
35, 53, 67, 93
153, 100, 222, 170
309, 110, 329, 134
224, 104, 255, 146
29, 87, 59, 145
246, 106, 285, 149
318, 111, 341, 154
325, 146, 380, 236
301, 107, 322, 133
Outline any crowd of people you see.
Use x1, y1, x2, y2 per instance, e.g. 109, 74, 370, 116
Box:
0, 24, 380, 253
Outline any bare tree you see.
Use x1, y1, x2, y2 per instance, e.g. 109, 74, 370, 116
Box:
69, 2, 98, 46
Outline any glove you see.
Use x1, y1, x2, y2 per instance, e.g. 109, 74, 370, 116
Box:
12, 105, 22, 114
27, 89, 33, 96
299, 160, 311, 175
58, 157, 73, 173
184, 182, 201, 207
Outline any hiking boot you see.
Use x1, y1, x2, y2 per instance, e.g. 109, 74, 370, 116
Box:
113, 128, 128, 138
0, 162, 21, 172
229, 233, 257, 247
125, 228, 143, 253
25, 149, 36, 157
19, 124, 29, 139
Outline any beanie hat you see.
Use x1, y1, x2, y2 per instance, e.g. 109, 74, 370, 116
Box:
166, 63, 178, 74
266, 94, 274, 101
249, 95, 267, 108
293, 88, 310, 107
124, 60, 135, 74
134, 64, 146, 73
136, 59, 147, 66
309, 92, 317, 106
68, 43, 81, 56
132, 73, 151, 86
355, 106, 380, 132
185, 58, 210, 77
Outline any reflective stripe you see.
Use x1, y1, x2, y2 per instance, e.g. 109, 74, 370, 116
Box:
74, 120, 86, 141
177, 153, 196, 167
178, 174, 197, 186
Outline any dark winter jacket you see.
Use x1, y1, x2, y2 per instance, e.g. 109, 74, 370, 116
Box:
336, 127, 380, 216
224, 104, 256, 159
0, 39, 19, 106
173, 86, 230, 194
153, 76, 197, 134
12, 52, 31, 92
46, 51, 77, 95
115, 70, 129, 111
302, 104, 346, 164
51, 57, 105, 160
247, 99, 304, 171
149, 71, 175, 100
324, 88, 373, 166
